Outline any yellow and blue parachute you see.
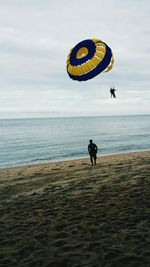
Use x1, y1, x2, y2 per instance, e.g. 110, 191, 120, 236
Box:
66, 38, 114, 81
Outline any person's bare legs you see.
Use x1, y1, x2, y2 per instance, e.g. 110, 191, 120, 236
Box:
90, 155, 94, 165
90, 154, 97, 165
94, 154, 97, 165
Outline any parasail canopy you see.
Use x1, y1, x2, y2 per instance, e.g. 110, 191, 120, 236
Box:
66, 38, 114, 81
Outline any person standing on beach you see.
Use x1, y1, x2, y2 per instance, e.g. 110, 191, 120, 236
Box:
88, 140, 98, 166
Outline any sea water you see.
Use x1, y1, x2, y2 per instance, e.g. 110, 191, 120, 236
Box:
0, 115, 150, 168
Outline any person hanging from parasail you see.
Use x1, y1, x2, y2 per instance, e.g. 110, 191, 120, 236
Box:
110, 86, 116, 98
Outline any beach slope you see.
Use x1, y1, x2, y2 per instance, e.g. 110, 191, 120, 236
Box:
0, 151, 150, 267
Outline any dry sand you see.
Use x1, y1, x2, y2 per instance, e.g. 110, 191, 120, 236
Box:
0, 151, 150, 267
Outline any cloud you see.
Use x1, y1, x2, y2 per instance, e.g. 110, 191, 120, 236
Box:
0, 0, 150, 117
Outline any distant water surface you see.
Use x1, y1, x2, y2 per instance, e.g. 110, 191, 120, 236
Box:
0, 115, 150, 168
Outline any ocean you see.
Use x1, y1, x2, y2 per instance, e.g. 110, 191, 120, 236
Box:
0, 115, 150, 168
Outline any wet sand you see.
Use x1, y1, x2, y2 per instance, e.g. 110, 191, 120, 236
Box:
0, 151, 150, 267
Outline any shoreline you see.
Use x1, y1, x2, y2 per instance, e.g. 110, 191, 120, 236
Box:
0, 150, 150, 266
0, 149, 150, 171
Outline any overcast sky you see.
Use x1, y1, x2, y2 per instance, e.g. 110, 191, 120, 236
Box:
0, 0, 150, 118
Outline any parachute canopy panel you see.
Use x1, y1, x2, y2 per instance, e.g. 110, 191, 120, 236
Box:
66, 38, 114, 81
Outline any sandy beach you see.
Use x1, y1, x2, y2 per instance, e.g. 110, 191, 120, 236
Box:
0, 151, 150, 267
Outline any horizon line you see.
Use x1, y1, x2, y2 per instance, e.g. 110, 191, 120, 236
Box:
0, 113, 150, 120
